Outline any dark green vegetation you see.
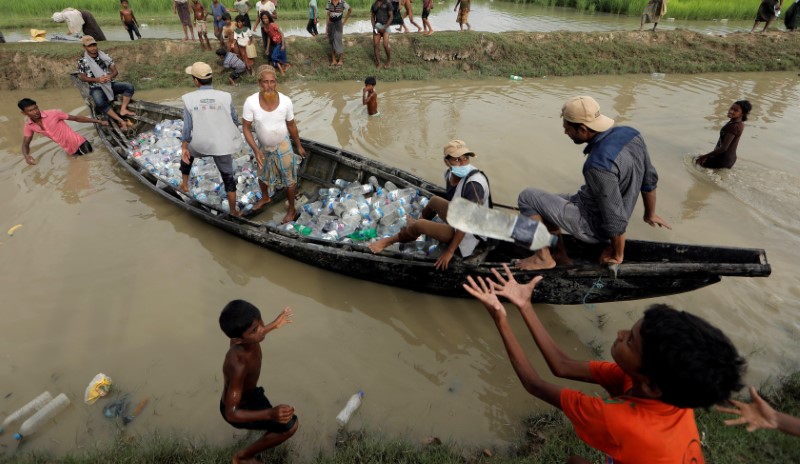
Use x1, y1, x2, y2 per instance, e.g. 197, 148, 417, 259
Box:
1, 29, 799, 91
5, 373, 800, 463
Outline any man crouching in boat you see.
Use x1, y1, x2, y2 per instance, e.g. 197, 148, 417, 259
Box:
369, 139, 492, 270
179, 61, 243, 217
514, 96, 670, 271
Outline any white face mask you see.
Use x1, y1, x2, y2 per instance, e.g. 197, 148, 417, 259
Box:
450, 164, 473, 177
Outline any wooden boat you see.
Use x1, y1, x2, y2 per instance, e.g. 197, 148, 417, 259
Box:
71, 75, 771, 305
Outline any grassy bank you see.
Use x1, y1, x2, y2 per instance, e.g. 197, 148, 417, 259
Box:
1, 29, 799, 91
0, 0, 766, 28
5, 373, 800, 463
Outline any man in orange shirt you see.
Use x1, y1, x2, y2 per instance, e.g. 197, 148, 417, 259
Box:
465, 264, 746, 463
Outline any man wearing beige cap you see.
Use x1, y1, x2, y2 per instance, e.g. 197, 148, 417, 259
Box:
516, 96, 670, 270
369, 139, 492, 270
179, 62, 243, 217
77, 35, 134, 129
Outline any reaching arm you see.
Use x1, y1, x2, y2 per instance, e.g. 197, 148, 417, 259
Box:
67, 114, 109, 126
719, 386, 800, 437
463, 274, 564, 408
488, 264, 593, 382
641, 189, 670, 229
21, 135, 37, 165
286, 119, 306, 158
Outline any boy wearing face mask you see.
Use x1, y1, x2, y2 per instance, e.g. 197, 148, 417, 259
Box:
368, 139, 492, 270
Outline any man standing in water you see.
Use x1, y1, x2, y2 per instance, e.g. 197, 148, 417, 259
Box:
242, 65, 306, 223
18, 98, 108, 165
179, 62, 242, 217
515, 96, 671, 270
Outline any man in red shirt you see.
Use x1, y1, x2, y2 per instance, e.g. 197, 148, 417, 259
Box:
465, 264, 746, 464
19, 98, 108, 165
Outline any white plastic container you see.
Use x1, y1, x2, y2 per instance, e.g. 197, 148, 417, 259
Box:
14, 393, 71, 440
336, 390, 364, 427
0, 391, 53, 435
447, 197, 557, 251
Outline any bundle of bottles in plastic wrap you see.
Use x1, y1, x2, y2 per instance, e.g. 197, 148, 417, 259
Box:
125, 119, 264, 214
283, 176, 441, 257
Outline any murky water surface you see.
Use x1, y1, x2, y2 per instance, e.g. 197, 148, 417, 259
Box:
3, 2, 758, 42
1, 68, 799, 458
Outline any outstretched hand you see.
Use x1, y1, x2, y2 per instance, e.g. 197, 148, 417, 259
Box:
272, 306, 293, 329
463, 274, 506, 319
717, 386, 779, 433
488, 263, 542, 309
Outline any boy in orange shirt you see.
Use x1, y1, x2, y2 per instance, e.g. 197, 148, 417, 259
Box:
464, 264, 746, 464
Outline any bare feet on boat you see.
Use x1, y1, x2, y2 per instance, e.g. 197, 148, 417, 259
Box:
514, 251, 556, 270
119, 109, 136, 117
252, 197, 271, 211
230, 209, 242, 218
281, 208, 297, 224
368, 236, 395, 254
178, 182, 189, 193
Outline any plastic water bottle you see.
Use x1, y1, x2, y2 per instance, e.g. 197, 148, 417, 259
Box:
336, 390, 364, 427
0, 391, 53, 435
383, 181, 398, 192
510, 75, 523, 81
446, 197, 557, 250
14, 393, 71, 440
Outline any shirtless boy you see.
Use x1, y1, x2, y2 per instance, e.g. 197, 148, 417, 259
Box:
192, 0, 213, 51
119, 0, 142, 40
362, 76, 378, 116
219, 300, 298, 464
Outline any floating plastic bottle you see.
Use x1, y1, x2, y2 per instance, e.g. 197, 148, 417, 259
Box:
14, 393, 71, 440
447, 197, 557, 250
510, 75, 523, 81
0, 391, 53, 435
336, 390, 364, 427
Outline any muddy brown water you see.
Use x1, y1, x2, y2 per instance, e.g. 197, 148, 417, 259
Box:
0, 72, 799, 458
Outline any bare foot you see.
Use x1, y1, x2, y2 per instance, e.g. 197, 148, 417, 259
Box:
513, 253, 556, 271
281, 208, 298, 224
230, 209, 242, 218
383, 63, 391, 69
368, 236, 395, 254
119, 109, 136, 117
252, 197, 271, 210
337, 60, 343, 66
232, 454, 263, 464
178, 182, 189, 193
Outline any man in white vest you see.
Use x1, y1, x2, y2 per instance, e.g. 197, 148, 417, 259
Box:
242, 65, 306, 223
179, 61, 243, 217
368, 139, 492, 270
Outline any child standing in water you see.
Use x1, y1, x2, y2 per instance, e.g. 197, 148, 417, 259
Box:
362, 76, 378, 116
120, 0, 142, 40
219, 300, 298, 464
696, 100, 752, 169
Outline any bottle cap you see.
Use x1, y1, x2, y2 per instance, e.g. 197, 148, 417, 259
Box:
14, 433, 22, 440
358, 390, 364, 397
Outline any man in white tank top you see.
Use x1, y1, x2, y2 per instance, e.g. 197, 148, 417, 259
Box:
179, 61, 243, 216
242, 65, 306, 223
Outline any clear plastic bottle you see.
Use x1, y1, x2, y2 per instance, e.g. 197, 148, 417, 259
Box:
383, 181, 398, 192
510, 75, 523, 81
447, 198, 557, 250
14, 393, 71, 440
0, 391, 53, 435
336, 390, 364, 427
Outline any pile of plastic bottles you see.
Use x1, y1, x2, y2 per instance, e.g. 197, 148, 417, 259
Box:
283, 176, 441, 257
126, 119, 263, 213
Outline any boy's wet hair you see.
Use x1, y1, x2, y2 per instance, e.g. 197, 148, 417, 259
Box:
734, 100, 753, 122
216, 47, 227, 57
17, 98, 36, 111
639, 304, 745, 409
365, 76, 376, 86
220, 300, 262, 338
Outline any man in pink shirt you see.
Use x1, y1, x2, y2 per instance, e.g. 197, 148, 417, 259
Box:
19, 98, 108, 165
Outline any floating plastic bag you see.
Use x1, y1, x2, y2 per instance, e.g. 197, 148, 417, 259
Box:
84, 373, 113, 404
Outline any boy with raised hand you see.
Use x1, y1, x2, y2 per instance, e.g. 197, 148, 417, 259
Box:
219, 300, 298, 464
464, 264, 746, 464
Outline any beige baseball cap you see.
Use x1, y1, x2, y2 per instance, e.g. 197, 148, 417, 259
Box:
81, 35, 97, 46
443, 140, 475, 158
561, 96, 614, 133
185, 62, 213, 79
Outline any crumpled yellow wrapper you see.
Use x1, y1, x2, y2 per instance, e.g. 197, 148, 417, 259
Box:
84, 373, 113, 404
29, 29, 48, 42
